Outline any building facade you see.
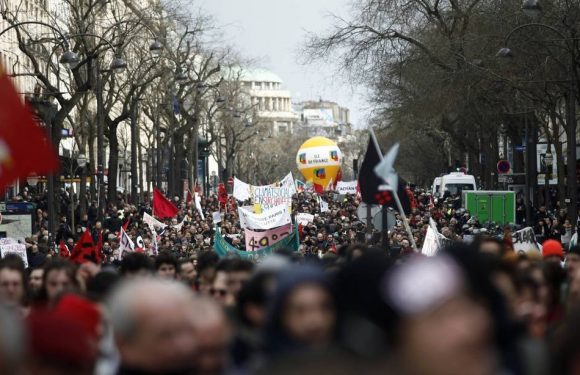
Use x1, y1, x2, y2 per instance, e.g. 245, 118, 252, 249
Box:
238, 68, 299, 134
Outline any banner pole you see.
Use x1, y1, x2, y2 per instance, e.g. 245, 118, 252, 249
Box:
368, 127, 418, 253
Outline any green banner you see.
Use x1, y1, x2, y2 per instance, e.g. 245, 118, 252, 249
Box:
213, 226, 299, 260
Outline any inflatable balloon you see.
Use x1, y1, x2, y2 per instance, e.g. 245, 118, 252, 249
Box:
296, 137, 342, 188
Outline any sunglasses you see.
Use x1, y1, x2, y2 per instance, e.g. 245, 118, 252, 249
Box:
210, 288, 228, 297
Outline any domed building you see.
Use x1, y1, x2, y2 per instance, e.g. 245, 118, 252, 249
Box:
237, 68, 299, 134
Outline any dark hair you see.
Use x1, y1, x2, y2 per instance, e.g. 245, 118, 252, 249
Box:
86, 270, 121, 302
216, 258, 254, 273
36, 259, 78, 304
197, 251, 219, 274
236, 272, 271, 327
155, 251, 179, 272
120, 253, 154, 276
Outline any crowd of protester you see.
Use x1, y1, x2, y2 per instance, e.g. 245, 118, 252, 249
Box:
0, 185, 579, 374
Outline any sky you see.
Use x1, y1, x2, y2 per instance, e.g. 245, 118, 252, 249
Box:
195, 0, 366, 127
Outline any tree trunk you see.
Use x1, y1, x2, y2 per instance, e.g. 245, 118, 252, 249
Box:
107, 122, 119, 207
130, 106, 139, 205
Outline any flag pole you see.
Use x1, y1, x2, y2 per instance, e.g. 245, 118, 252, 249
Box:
368, 127, 419, 252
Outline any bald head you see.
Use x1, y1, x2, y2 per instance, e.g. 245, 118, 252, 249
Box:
106, 278, 198, 373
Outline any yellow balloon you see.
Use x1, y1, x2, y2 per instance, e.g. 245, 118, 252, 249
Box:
296, 137, 342, 188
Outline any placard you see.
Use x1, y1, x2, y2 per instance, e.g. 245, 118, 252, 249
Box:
245, 223, 293, 251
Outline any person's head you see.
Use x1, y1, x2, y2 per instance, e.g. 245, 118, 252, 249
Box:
476, 236, 505, 257
197, 251, 220, 295
28, 268, 44, 294
155, 251, 178, 279
265, 265, 336, 357
542, 239, 564, 263
0, 304, 22, 373
0, 256, 26, 308
40, 260, 77, 305
107, 278, 198, 373
566, 246, 580, 278
120, 253, 154, 277
210, 262, 235, 307
223, 259, 254, 296
381, 254, 495, 375
190, 296, 231, 375
179, 258, 196, 285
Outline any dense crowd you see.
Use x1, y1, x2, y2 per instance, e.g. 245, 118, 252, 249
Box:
0, 186, 579, 374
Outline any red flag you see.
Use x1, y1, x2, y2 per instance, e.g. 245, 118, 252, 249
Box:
217, 183, 228, 209
313, 183, 324, 194
186, 190, 193, 206
58, 240, 70, 258
153, 188, 179, 219
70, 230, 97, 264
0, 64, 58, 191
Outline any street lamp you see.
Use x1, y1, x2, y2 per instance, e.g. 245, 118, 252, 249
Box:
59, 50, 80, 70
522, 0, 542, 18
498, 20, 578, 225
149, 41, 163, 57
110, 57, 127, 74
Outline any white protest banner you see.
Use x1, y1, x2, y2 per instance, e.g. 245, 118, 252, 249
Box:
119, 228, 135, 258
319, 197, 329, 213
0, 240, 28, 267
245, 223, 293, 251
336, 180, 358, 195
296, 213, 314, 225
253, 185, 294, 211
421, 225, 440, 257
512, 227, 541, 254
0, 238, 17, 246
194, 193, 205, 220
212, 211, 222, 224
143, 212, 167, 229
238, 205, 292, 230
279, 173, 297, 194
233, 177, 252, 201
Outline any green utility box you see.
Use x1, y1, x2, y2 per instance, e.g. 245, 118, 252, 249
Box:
462, 191, 516, 225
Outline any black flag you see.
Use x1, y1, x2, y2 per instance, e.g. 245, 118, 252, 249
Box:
358, 137, 411, 214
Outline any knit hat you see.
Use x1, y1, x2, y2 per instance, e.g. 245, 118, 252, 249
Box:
542, 239, 564, 258
53, 294, 101, 339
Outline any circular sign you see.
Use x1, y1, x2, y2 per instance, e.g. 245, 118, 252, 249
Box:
227, 177, 234, 185
497, 160, 511, 174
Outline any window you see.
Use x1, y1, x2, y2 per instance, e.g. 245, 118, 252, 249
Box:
254, 82, 261, 89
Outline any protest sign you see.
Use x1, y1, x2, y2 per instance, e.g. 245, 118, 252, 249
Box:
143, 212, 167, 229
0, 240, 28, 267
296, 212, 314, 225
319, 197, 329, 213
421, 225, 439, 257
421, 219, 453, 256
336, 180, 358, 195
238, 205, 292, 230
253, 185, 294, 211
233, 177, 251, 201
212, 211, 222, 224
214, 227, 299, 260
119, 227, 135, 258
245, 223, 293, 251
512, 227, 541, 254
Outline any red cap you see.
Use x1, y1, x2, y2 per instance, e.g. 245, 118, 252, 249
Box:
542, 239, 564, 258
26, 309, 97, 369
53, 294, 101, 339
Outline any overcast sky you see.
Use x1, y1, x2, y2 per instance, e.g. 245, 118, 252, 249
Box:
196, 0, 366, 126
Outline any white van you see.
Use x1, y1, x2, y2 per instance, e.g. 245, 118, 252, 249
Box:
438, 172, 477, 197
432, 177, 442, 196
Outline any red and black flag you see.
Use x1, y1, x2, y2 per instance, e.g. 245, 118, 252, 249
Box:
358, 137, 411, 214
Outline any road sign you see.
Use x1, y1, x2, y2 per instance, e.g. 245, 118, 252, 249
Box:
227, 177, 234, 185
515, 145, 526, 152
497, 160, 511, 174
